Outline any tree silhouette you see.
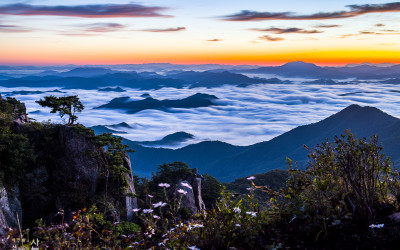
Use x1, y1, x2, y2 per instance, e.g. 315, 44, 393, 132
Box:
36, 95, 84, 125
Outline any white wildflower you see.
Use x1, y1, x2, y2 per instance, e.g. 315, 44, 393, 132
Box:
181, 182, 193, 189
246, 211, 257, 217
177, 189, 188, 195
132, 208, 140, 212
188, 246, 200, 250
369, 223, 384, 228
235, 224, 241, 227
147, 194, 154, 198
246, 187, 254, 191
143, 209, 153, 214
233, 207, 241, 213
158, 183, 171, 188
153, 215, 161, 220
247, 176, 256, 180
153, 201, 167, 208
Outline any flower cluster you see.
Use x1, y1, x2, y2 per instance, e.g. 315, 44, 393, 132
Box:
158, 183, 171, 188
181, 182, 193, 189
369, 224, 384, 228
177, 188, 188, 195
246, 211, 257, 217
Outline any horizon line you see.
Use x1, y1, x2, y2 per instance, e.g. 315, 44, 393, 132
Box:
0, 60, 398, 68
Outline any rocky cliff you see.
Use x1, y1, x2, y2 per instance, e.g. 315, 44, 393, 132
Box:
0, 96, 138, 236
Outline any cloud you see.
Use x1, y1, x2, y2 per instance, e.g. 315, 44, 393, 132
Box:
222, 2, 400, 21
259, 35, 284, 41
377, 43, 397, 46
7, 77, 400, 148
382, 29, 399, 32
0, 3, 171, 18
251, 27, 322, 34
376, 23, 385, 27
340, 29, 400, 38
0, 24, 31, 32
84, 23, 125, 32
314, 24, 341, 28
140, 27, 186, 32
60, 32, 98, 37
205, 39, 222, 42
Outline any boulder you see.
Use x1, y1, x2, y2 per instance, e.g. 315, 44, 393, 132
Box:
0, 186, 22, 237
389, 212, 400, 222
177, 181, 197, 214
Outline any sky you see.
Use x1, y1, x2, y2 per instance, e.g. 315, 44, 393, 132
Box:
0, 0, 400, 65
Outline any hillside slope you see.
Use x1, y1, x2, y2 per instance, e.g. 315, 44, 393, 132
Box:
128, 104, 400, 182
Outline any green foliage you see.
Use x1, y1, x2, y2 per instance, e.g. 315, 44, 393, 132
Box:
28, 206, 141, 248
306, 132, 393, 223
202, 173, 224, 208
0, 126, 35, 186
0, 97, 25, 125
225, 169, 289, 206
151, 161, 193, 186
261, 132, 400, 247
72, 123, 95, 137
113, 221, 141, 236
36, 95, 84, 125
95, 133, 133, 179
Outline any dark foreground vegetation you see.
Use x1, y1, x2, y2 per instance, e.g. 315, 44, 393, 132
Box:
2, 95, 400, 249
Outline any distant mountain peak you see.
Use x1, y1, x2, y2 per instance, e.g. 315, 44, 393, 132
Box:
280, 61, 320, 69
135, 131, 195, 148
59, 67, 114, 77
108, 122, 132, 129
337, 104, 391, 117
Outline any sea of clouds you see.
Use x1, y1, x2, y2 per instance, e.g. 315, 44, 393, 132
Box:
2, 81, 400, 148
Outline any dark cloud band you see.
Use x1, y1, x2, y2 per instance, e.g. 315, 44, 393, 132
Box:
222, 2, 400, 21
251, 27, 323, 34
84, 23, 125, 32
0, 24, 30, 32
140, 27, 186, 32
259, 35, 284, 41
0, 3, 171, 18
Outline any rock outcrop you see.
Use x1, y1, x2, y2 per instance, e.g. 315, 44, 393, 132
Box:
193, 178, 206, 212
124, 156, 138, 221
177, 173, 206, 214
177, 181, 197, 214
19, 125, 138, 225
0, 186, 22, 237
0, 97, 138, 230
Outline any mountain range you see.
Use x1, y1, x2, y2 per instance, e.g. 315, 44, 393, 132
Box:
123, 104, 400, 182
2, 61, 400, 90
238, 61, 400, 79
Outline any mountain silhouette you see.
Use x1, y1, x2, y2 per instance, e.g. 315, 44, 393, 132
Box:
58, 67, 115, 77
240, 61, 400, 79
98, 86, 126, 92
134, 132, 195, 148
95, 93, 220, 113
